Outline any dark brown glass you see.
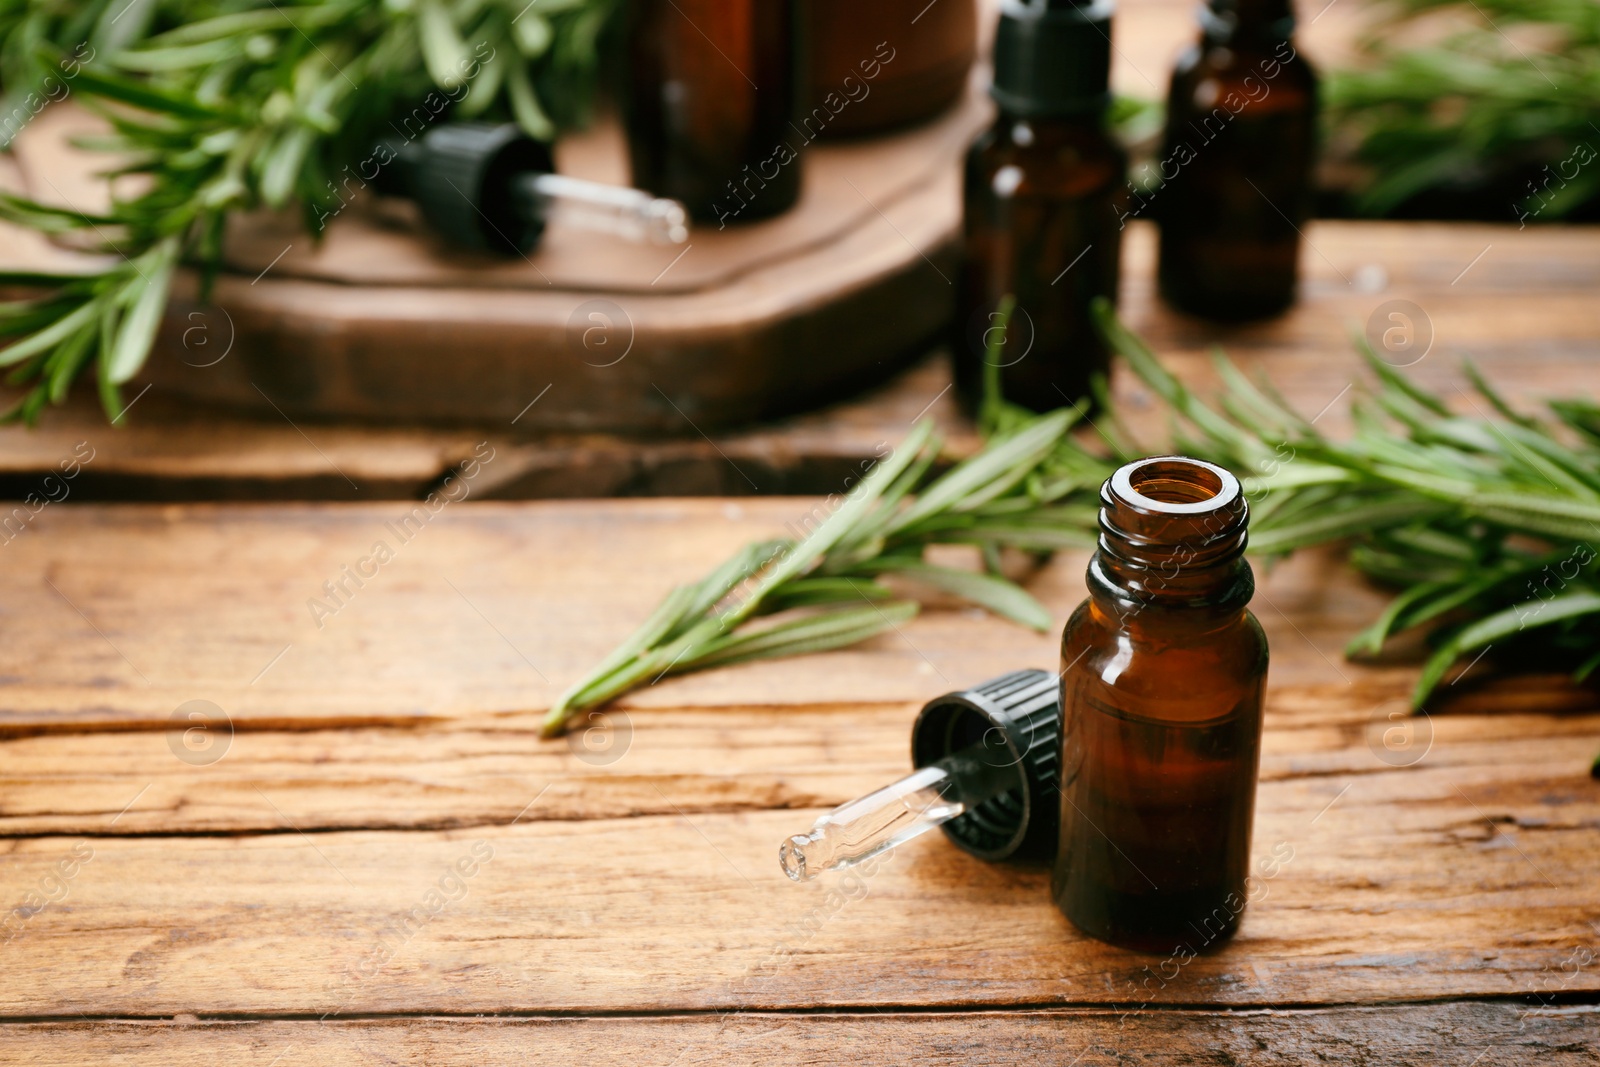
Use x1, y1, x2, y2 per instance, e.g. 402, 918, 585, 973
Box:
1154, 0, 1317, 320
953, 113, 1126, 413
806, 0, 975, 136
623, 0, 804, 226
1052, 456, 1268, 952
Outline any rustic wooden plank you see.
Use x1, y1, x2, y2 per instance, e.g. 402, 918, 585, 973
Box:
2, 1006, 1597, 1065
0, 498, 1592, 730
0, 395, 497, 502
0, 749, 1595, 1014
2, 219, 1594, 500
0, 688, 1593, 835
0, 501, 1422, 730
1108, 222, 1600, 447
0, 360, 967, 502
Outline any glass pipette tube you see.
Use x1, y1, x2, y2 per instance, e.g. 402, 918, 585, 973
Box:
779, 740, 1024, 882
515, 172, 689, 245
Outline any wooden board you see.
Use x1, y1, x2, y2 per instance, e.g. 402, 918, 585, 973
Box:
3, 681, 1594, 835
7, 88, 976, 430
0, 359, 971, 502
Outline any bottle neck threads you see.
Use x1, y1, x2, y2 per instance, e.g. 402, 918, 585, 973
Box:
1088, 456, 1252, 612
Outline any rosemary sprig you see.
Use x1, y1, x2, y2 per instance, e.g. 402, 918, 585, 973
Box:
541, 407, 1091, 736
551, 302, 1600, 777
541, 309, 1099, 736
0, 0, 617, 422
1093, 301, 1600, 714
1325, 0, 1600, 220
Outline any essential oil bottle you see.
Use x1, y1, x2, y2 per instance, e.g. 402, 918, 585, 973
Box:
623, 0, 805, 226
1154, 0, 1317, 320
953, 0, 1126, 414
1053, 456, 1268, 952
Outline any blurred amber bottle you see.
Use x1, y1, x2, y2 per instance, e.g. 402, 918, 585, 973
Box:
623, 0, 805, 226
805, 0, 976, 135
1154, 0, 1317, 320
953, 0, 1126, 414
1053, 457, 1268, 952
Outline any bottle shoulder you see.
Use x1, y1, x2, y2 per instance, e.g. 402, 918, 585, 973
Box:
1168, 36, 1318, 112
1066, 594, 1266, 641
966, 114, 1127, 196
1061, 598, 1268, 725
1062, 597, 1269, 674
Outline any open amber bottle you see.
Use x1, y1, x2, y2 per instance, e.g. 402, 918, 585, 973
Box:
1155, 0, 1317, 320
1053, 456, 1268, 952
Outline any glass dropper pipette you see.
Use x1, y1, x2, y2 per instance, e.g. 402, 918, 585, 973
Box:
779, 735, 1026, 881
513, 172, 688, 245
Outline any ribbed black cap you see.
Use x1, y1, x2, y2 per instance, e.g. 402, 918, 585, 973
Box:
1199, 0, 1296, 41
911, 669, 1060, 862
370, 122, 553, 255
991, 0, 1115, 117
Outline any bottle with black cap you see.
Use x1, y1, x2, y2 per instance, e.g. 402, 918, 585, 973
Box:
1154, 0, 1317, 319
952, 0, 1127, 416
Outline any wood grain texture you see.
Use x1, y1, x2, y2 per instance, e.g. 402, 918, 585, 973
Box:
0, 499, 1594, 1020
0, 684, 1594, 835
1, 1, 1594, 1058
0, 722, 1595, 1015
2, 1006, 1597, 1065
0, 500, 1414, 729
1, 690, 1596, 1015
0, 359, 972, 503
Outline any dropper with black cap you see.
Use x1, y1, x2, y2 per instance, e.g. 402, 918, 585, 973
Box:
952, 0, 1127, 416
369, 122, 688, 256
780, 670, 1061, 879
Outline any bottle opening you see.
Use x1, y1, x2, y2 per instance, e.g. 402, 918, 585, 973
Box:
1127, 461, 1224, 506
1094, 457, 1251, 601
1110, 456, 1240, 516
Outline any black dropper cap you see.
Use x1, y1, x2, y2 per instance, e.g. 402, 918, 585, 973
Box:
911, 669, 1061, 862
1199, 0, 1296, 41
991, 0, 1116, 118
370, 122, 553, 255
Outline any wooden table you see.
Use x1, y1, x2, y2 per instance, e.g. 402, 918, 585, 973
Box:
3, 215, 1600, 1062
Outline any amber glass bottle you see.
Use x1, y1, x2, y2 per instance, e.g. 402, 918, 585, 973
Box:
953, 0, 1126, 414
1052, 456, 1268, 952
623, 0, 804, 226
1155, 0, 1317, 320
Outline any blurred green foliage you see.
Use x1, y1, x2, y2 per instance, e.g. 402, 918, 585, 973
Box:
0, 0, 618, 422
1325, 0, 1600, 220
